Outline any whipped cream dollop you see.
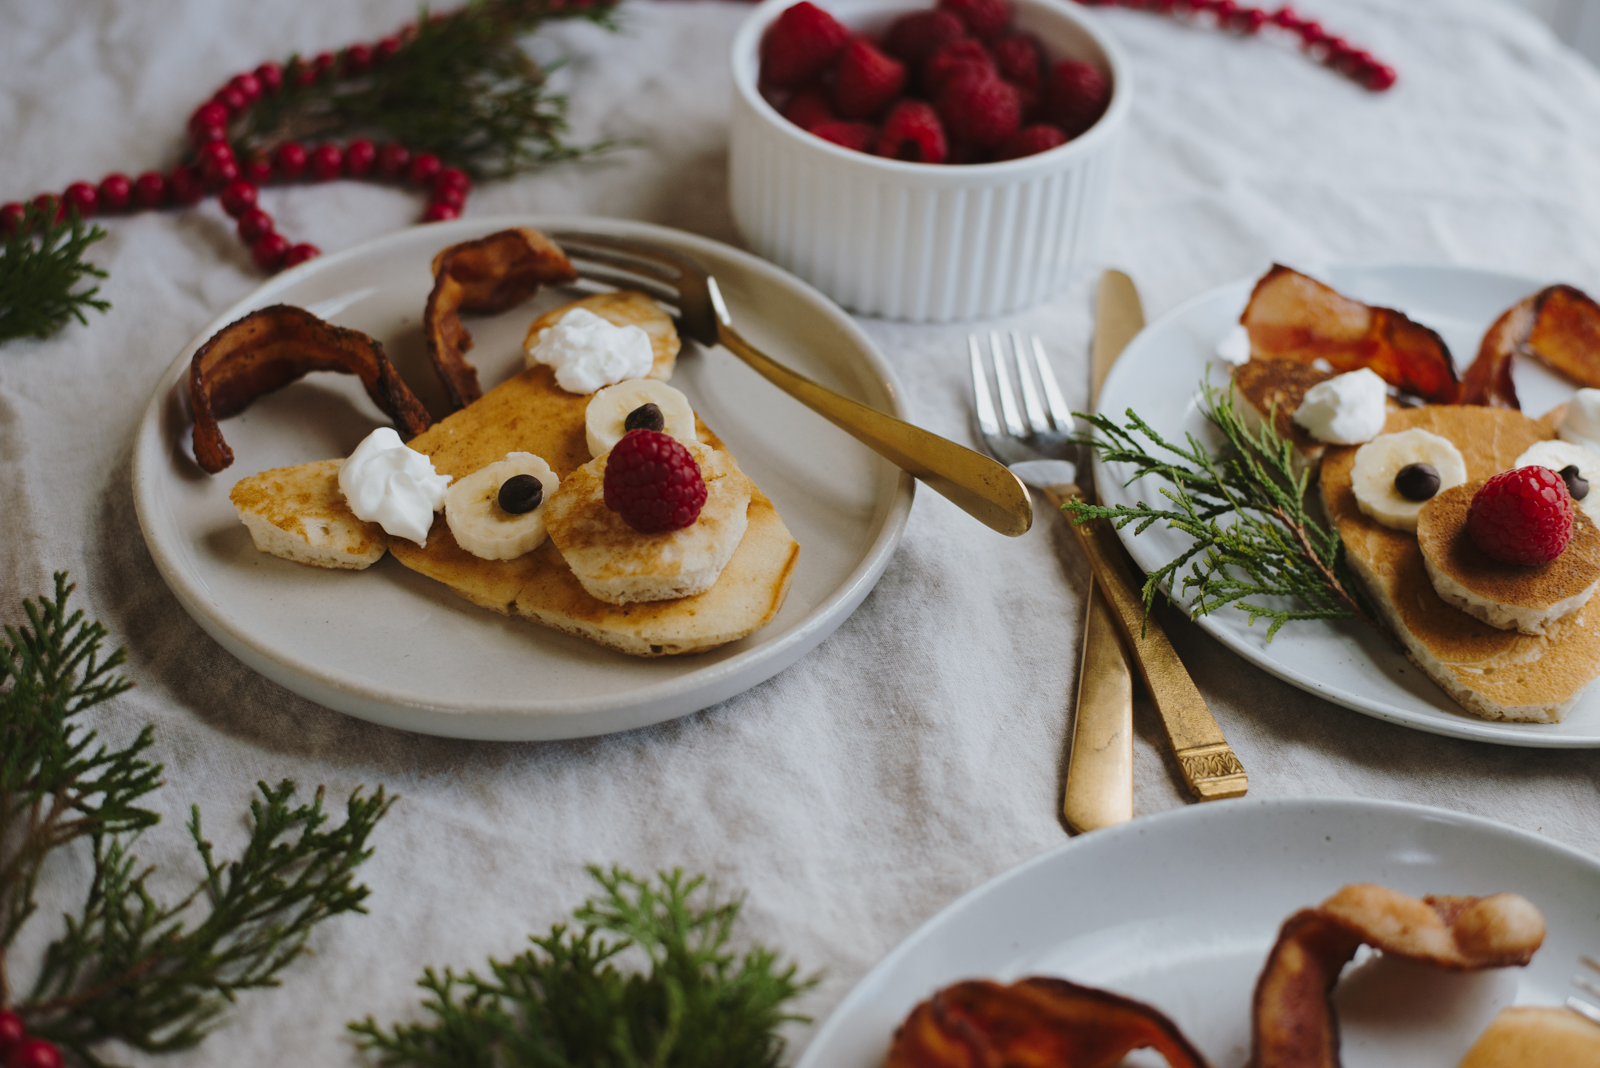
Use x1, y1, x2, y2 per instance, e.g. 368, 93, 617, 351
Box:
1292, 368, 1388, 445
1215, 324, 1252, 366
338, 427, 452, 546
1560, 388, 1600, 452
525, 307, 654, 394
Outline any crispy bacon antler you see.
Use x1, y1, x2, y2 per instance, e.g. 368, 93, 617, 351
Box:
188, 304, 431, 474
424, 227, 577, 412
1250, 884, 1545, 1068
1463, 285, 1600, 408
1241, 265, 1461, 404
887, 977, 1211, 1068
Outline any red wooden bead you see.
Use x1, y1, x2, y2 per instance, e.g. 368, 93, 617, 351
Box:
344, 44, 373, 74
236, 207, 274, 243
169, 165, 206, 205
312, 52, 336, 78
229, 72, 262, 102
0, 1010, 24, 1058
1270, 6, 1298, 27
377, 143, 411, 179
98, 173, 133, 212
63, 181, 98, 217
275, 142, 308, 180
375, 35, 402, 61
422, 202, 460, 222
1238, 8, 1267, 32
434, 166, 471, 194
1295, 19, 1326, 45
1, 202, 27, 236
256, 61, 283, 93
310, 143, 344, 181
189, 101, 230, 137
198, 141, 235, 168
252, 231, 291, 270
241, 151, 273, 184
283, 242, 321, 268
407, 152, 442, 186
292, 58, 318, 88
134, 171, 168, 208
214, 85, 248, 115
220, 180, 258, 217
343, 139, 376, 178
32, 194, 65, 225
1364, 62, 1397, 90
431, 185, 465, 210
203, 156, 240, 189
7, 1037, 63, 1068
190, 122, 228, 145
1212, 0, 1238, 21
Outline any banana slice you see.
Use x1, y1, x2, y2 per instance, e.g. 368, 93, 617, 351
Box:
444, 452, 559, 560
585, 379, 698, 458
1514, 439, 1600, 523
1351, 428, 1468, 532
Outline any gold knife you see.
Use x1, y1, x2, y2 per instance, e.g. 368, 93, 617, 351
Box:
1061, 272, 1141, 833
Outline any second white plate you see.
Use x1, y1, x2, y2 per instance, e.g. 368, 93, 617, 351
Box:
1094, 264, 1600, 748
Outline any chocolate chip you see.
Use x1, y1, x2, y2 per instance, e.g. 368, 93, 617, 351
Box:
1394, 462, 1440, 502
624, 402, 664, 434
1561, 464, 1590, 501
497, 473, 543, 514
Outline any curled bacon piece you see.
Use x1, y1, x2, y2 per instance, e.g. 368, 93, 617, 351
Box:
424, 227, 578, 412
1242, 265, 1461, 404
1250, 884, 1545, 1068
887, 977, 1211, 1068
188, 304, 431, 474
1463, 285, 1600, 408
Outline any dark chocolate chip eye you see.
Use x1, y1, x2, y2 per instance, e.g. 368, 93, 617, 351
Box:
1561, 464, 1590, 502
497, 473, 543, 514
1394, 462, 1441, 502
624, 402, 664, 434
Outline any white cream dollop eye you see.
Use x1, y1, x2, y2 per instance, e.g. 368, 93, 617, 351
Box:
525, 307, 654, 394
338, 427, 452, 546
1293, 368, 1388, 445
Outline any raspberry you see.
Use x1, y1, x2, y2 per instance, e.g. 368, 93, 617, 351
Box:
761, 1, 850, 89
1467, 466, 1574, 566
939, 0, 1010, 40
603, 430, 708, 534
809, 120, 877, 151
937, 68, 1022, 150
994, 122, 1067, 160
832, 37, 907, 120
992, 34, 1043, 94
783, 86, 836, 130
883, 9, 968, 64
876, 99, 948, 163
923, 38, 995, 96
1046, 59, 1110, 138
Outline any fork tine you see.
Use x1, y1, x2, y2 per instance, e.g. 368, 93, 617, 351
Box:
989, 331, 1026, 438
1569, 996, 1600, 1025
970, 335, 1000, 439
1031, 335, 1073, 431
1011, 330, 1051, 435
1582, 956, 1600, 974
550, 232, 690, 281
1575, 973, 1600, 999
552, 244, 684, 287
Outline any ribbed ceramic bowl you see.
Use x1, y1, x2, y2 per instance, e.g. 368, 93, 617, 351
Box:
729, 0, 1130, 322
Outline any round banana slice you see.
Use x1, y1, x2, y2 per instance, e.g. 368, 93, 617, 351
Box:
585, 379, 698, 458
1350, 428, 1468, 532
1514, 439, 1600, 522
444, 453, 559, 560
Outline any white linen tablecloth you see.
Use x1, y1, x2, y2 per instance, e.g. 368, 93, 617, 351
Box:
3, 0, 1600, 1063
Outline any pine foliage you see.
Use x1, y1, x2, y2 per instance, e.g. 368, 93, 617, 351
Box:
0, 206, 110, 344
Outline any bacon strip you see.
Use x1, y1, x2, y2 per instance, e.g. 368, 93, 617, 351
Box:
887, 977, 1211, 1068
424, 227, 578, 412
1250, 884, 1545, 1068
1463, 285, 1600, 408
188, 304, 431, 474
1241, 265, 1461, 404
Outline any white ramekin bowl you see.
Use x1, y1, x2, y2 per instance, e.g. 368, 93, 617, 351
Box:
729, 0, 1130, 323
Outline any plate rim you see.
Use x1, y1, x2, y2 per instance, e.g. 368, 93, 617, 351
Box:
1092, 262, 1600, 749
794, 794, 1600, 1067
131, 213, 915, 739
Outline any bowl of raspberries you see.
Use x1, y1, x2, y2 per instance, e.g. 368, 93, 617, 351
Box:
729, 0, 1129, 321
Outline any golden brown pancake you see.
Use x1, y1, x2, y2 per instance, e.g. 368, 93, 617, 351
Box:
1322, 405, 1600, 722
523, 290, 680, 384
1458, 1007, 1600, 1068
1230, 357, 1336, 459
230, 459, 386, 570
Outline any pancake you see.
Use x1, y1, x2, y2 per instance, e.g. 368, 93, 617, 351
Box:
1231, 358, 1336, 467
1321, 405, 1600, 723
230, 459, 386, 570
1458, 1007, 1600, 1068
1417, 480, 1600, 635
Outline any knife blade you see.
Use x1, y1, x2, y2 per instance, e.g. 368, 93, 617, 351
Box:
1061, 271, 1141, 834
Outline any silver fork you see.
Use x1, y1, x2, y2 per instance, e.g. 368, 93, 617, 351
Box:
969, 333, 1249, 804
1568, 955, 1600, 1024
547, 231, 1032, 537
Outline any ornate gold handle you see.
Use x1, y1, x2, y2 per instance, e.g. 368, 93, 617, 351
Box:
1045, 484, 1248, 802
715, 323, 1034, 537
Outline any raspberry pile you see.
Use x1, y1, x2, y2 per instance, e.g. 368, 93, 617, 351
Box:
760, 0, 1110, 163
1467, 466, 1574, 567
603, 430, 709, 534
0, 1010, 61, 1068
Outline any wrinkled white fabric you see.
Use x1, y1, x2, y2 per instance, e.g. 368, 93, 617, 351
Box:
4, 2, 1600, 1065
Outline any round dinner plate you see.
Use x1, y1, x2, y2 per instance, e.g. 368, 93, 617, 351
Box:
1094, 264, 1600, 748
132, 215, 914, 741
796, 796, 1600, 1068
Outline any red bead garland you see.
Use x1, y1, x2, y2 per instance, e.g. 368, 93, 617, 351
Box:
0, 1009, 62, 1068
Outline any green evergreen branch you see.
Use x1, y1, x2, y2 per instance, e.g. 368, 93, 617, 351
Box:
1065, 381, 1385, 641
0, 206, 111, 344
351, 866, 817, 1068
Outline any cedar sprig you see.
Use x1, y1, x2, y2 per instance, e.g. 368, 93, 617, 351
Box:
1066, 381, 1384, 640
351, 866, 817, 1068
232, 0, 623, 180
0, 205, 111, 344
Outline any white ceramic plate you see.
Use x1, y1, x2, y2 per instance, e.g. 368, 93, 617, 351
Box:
1093, 264, 1600, 748
796, 796, 1600, 1068
132, 215, 913, 741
